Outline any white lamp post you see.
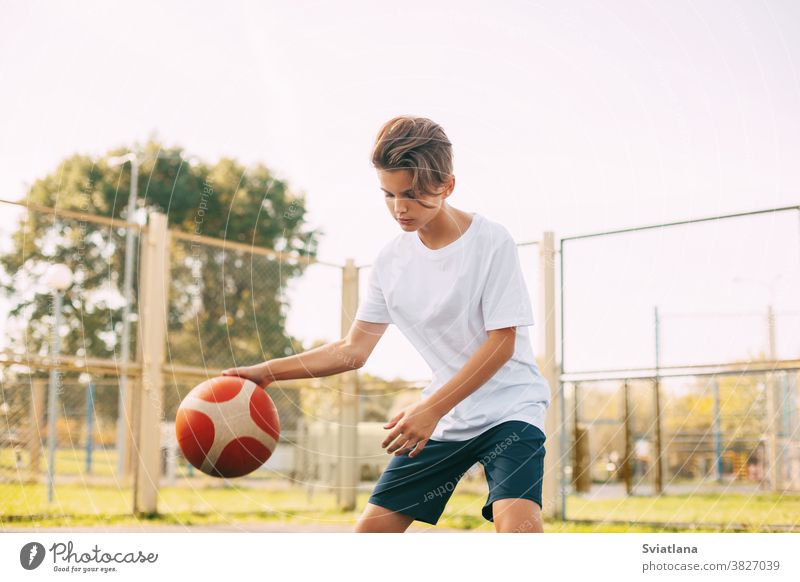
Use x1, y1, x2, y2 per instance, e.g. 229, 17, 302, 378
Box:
43, 262, 73, 503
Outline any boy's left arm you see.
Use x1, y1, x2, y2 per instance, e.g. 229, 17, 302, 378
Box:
381, 327, 517, 457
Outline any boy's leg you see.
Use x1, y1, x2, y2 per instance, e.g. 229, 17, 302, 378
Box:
473, 420, 547, 533
361, 439, 476, 530
491, 498, 544, 533
354, 502, 415, 533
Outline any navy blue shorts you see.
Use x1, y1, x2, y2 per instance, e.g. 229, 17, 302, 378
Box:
367, 420, 546, 525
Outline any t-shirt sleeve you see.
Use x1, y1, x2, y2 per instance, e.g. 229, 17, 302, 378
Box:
355, 260, 393, 324
481, 232, 534, 331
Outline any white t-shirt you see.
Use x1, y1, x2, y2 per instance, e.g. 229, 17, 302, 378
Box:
355, 212, 551, 441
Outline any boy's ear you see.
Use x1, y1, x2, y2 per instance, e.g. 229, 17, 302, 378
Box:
441, 175, 456, 197
435, 175, 456, 202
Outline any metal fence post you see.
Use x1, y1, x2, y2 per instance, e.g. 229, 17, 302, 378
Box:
765, 306, 782, 491
85, 381, 95, 474
133, 211, 170, 515
654, 306, 664, 495
538, 232, 563, 519
713, 377, 723, 482
337, 258, 359, 510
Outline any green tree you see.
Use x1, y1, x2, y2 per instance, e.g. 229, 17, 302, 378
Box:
0, 140, 324, 387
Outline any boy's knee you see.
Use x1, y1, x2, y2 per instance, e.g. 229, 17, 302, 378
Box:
354, 517, 395, 533
353, 516, 378, 533
353, 520, 378, 533
354, 504, 414, 532
492, 498, 544, 533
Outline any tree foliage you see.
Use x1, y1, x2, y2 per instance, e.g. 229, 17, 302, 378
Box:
0, 140, 325, 378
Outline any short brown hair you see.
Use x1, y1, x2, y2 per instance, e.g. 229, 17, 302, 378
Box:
371, 116, 453, 197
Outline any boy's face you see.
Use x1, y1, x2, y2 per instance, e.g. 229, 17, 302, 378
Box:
378, 169, 453, 231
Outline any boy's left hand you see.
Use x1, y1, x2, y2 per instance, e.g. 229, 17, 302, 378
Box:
381, 399, 443, 458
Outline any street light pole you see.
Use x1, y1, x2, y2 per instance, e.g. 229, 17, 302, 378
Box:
46, 289, 62, 504
109, 149, 198, 479
109, 152, 140, 480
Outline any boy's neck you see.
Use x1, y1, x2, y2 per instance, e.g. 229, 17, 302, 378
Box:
416, 206, 474, 250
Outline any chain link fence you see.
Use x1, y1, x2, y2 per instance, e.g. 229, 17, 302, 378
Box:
563, 371, 800, 499
559, 206, 800, 512
1, 201, 140, 488
1, 200, 471, 514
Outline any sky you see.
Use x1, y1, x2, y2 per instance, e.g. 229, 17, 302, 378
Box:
1, 0, 799, 381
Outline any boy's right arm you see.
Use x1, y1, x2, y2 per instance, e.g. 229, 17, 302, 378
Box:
221, 320, 389, 386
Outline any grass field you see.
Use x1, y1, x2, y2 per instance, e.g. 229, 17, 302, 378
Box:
1, 482, 798, 532
1, 447, 118, 477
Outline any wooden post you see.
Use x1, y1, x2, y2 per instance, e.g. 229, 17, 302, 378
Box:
573, 424, 592, 493
765, 373, 780, 491
653, 378, 664, 495
337, 258, 359, 510
28, 378, 47, 481
622, 380, 633, 495
122, 369, 137, 481
538, 232, 563, 519
571, 382, 591, 492
133, 211, 170, 515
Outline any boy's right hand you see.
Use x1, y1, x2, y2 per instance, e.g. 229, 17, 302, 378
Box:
220, 363, 273, 388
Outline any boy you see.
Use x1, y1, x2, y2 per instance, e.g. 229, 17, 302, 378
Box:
223, 115, 551, 533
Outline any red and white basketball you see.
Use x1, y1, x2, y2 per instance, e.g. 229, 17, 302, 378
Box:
175, 376, 280, 478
